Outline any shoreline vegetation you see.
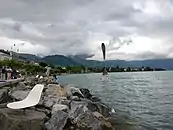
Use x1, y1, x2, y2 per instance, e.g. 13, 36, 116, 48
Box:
0, 60, 166, 76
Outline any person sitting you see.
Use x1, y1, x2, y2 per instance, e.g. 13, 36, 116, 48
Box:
53, 74, 57, 82
12, 69, 17, 79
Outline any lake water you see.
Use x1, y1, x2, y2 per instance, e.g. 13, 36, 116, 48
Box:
59, 71, 173, 130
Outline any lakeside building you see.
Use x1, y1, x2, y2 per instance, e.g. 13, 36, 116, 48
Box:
0, 49, 29, 63
0, 50, 12, 61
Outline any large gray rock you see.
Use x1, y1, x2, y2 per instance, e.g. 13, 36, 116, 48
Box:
52, 104, 69, 114
71, 99, 112, 118
22, 80, 32, 86
41, 96, 54, 108
67, 86, 84, 98
45, 84, 68, 97
93, 111, 115, 130
70, 96, 81, 101
69, 105, 100, 130
45, 110, 68, 130
9, 90, 30, 100
23, 77, 38, 86
96, 102, 112, 118
69, 105, 114, 130
15, 82, 33, 91
90, 96, 102, 102
40, 96, 69, 109
0, 89, 11, 104
0, 108, 46, 130
80, 88, 92, 99
70, 101, 88, 112
58, 98, 71, 107
16, 82, 26, 90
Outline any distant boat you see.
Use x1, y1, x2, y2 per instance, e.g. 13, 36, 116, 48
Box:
101, 43, 108, 75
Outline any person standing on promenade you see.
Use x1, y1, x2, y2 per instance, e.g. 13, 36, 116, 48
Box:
0, 68, 1, 80
1, 66, 6, 80
6, 67, 12, 80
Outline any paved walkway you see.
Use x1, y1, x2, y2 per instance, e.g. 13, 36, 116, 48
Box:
0, 78, 24, 88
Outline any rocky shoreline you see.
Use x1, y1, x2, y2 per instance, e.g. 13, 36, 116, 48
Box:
0, 76, 116, 130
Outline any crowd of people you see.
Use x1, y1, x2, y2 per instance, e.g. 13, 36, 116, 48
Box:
0, 66, 20, 80
35, 67, 58, 83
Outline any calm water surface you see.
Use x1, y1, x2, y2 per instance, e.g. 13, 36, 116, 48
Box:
59, 71, 173, 130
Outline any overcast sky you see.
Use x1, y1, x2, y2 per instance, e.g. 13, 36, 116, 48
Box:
0, 0, 173, 60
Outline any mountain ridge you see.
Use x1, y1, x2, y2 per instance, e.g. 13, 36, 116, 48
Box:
19, 53, 173, 70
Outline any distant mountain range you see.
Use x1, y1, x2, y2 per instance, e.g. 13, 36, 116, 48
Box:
19, 53, 173, 70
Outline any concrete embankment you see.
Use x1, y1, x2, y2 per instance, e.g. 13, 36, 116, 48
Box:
0, 78, 24, 88
0, 76, 116, 130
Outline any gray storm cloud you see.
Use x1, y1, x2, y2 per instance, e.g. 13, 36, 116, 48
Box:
0, 0, 173, 60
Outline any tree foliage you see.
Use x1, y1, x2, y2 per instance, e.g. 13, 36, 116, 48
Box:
0, 60, 165, 75
39, 62, 48, 67
0, 60, 46, 75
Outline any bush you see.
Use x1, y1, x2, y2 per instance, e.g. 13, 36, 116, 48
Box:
0, 60, 46, 75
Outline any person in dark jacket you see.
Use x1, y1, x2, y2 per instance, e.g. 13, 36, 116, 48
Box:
12, 69, 17, 79
1, 66, 6, 80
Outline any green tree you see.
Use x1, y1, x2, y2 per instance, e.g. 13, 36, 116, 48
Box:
116, 65, 119, 72
70, 66, 82, 73
0, 59, 23, 69
144, 66, 153, 71
39, 62, 48, 67
127, 67, 131, 72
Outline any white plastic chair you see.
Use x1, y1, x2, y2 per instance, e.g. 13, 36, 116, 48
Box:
7, 84, 44, 109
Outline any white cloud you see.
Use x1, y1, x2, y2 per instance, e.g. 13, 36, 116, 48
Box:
0, 36, 49, 55
0, 0, 173, 60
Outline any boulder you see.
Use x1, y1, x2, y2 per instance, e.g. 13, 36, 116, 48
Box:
0, 108, 46, 130
91, 96, 102, 102
69, 105, 114, 130
45, 110, 68, 130
69, 105, 100, 130
70, 96, 81, 101
71, 99, 112, 118
46, 84, 68, 98
27, 77, 38, 87
58, 99, 71, 107
9, 90, 30, 100
96, 102, 112, 118
22, 80, 34, 86
40, 96, 69, 109
65, 84, 84, 98
40, 96, 54, 108
0, 89, 11, 104
80, 88, 92, 99
68, 87, 84, 98
11, 82, 32, 92
16, 82, 26, 89
70, 101, 88, 112
72, 92, 84, 99
34, 107, 51, 116
93, 111, 115, 130
52, 104, 69, 114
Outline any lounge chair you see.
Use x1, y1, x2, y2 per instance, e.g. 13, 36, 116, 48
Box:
7, 84, 44, 109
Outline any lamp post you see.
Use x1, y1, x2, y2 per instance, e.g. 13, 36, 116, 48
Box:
10, 44, 15, 60
10, 43, 25, 60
